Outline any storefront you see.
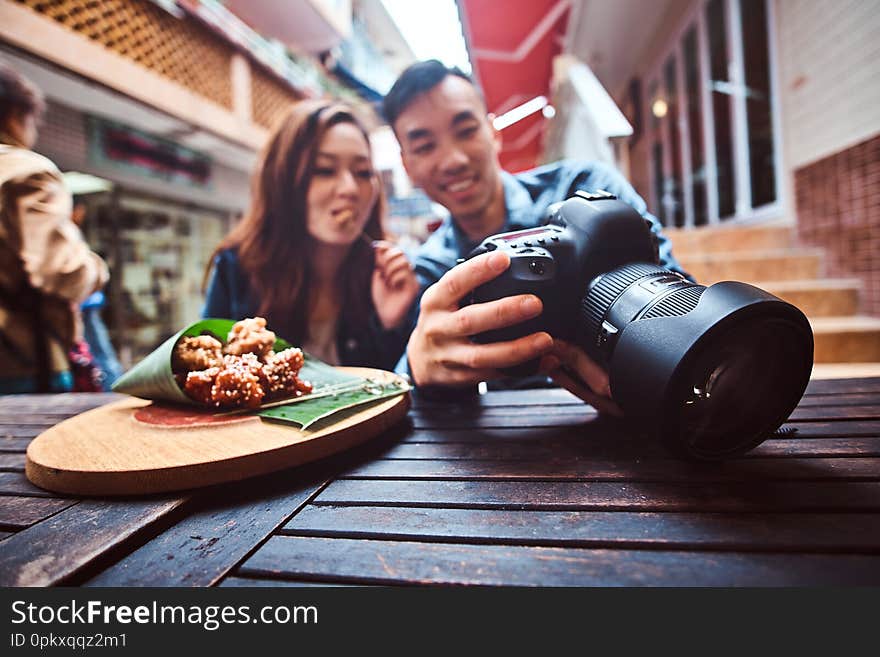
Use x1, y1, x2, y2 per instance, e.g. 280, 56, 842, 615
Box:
75, 191, 233, 367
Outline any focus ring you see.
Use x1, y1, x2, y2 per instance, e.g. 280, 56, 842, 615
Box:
581, 263, 668, 342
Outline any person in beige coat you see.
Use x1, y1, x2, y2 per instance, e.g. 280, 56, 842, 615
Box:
0, 62, 108, 393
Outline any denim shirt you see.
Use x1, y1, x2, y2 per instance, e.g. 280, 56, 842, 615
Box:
413, 159, 687, 295
202, 249, 409, 371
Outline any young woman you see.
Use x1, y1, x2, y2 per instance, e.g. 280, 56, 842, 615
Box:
202, 100, 419, 371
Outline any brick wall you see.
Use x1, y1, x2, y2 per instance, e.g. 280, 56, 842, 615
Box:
795, 133, 880, 316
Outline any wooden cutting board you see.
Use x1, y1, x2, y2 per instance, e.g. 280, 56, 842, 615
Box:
26, 367, 410, 496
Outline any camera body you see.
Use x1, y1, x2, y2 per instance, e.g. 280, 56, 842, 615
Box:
463, 190, 813, 460
467, 190, 662, 363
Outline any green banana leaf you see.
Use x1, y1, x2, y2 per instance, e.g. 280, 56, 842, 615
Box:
258, 377, 410, 430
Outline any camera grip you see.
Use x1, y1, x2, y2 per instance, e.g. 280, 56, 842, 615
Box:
468, 247, 556, 345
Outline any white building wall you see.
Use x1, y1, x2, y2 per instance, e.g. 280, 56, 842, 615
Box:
776, 0, 880, 169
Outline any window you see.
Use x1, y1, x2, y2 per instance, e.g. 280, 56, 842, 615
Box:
683, 26, 708, 226
664, 56, 684, 227
646, 0, 779, 226
741, 0, 776, 208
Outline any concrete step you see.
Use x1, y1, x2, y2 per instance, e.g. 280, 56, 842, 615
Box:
679, 248, 824, 284
758, 279, 861, 317
811, 316, 880, 363
667, 223, 795, 255
810, 363, 880, 379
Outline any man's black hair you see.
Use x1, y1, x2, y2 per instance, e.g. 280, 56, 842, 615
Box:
382, 59, 482, 129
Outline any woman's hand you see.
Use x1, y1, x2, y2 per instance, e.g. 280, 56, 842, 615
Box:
371, 241, 420, 330
540, 339, 624, 417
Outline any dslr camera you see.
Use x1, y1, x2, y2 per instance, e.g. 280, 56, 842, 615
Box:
465, 190, 814, 460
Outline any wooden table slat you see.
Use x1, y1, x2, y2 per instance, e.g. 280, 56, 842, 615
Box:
0, 496, 75, 529
408, 405, 880, 429
0, 497, 188, 586
238, 535, 880, 586
341, 457, 880, 483
85, 475, 328, 587
0, 431, 41, 441
0, 453, 26, 471
407, 380, 880, 409
383, 438, 880, 460
804, 378, 880, 394
219, 576, 355, 587
788, 405, 880, 421
794, 393, 880, 407
283, 506, 880, 552
0, 472, 67, 498
315, 479, 880, 512
404, 421, 880, 443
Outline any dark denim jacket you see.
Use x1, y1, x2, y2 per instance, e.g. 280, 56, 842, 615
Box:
202, 249, 409, 371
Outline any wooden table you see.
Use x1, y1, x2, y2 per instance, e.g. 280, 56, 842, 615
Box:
2, 377, 880, 587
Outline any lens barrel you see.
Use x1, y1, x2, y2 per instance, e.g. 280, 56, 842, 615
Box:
579, 264, 814, 460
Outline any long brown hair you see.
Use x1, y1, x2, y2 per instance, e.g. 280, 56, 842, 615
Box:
207, 100, 386, 344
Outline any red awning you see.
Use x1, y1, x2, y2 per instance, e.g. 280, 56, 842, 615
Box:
459, 0, 571, 172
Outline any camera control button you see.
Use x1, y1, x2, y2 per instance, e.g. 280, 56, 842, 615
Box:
575, 189, 618, 202
598, 321, 619, 346
551, 236, 560, 242
484, 242, 497, 251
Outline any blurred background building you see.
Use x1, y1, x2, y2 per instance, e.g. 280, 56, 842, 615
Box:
1, 0, 877, 372
0, 0, 425, 365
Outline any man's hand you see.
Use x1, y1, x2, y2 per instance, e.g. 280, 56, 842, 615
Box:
407, 251, 553, 386
540, 339, 623, 416
371, 241, 420, 330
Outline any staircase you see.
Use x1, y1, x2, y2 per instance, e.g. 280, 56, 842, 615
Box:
666, 222, 880, 379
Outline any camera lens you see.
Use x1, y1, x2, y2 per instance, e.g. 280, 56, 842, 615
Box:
672, 317, 812, 458
579, 264, 813, 460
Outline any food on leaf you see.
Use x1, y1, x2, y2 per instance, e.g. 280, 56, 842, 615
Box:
172, 317, 312, 408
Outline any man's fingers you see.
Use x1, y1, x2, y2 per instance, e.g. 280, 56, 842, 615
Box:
432, 295, 543, 338
548, 368, 624, 417
544, 339, 621, 416
441, 332, 553, 370
436, 365, 499, 386
421, 251, 510, 311
552, 339, 610, 397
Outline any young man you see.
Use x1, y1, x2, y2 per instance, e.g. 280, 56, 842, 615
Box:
384, 60, 686, 412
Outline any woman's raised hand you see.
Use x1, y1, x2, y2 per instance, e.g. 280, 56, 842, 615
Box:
371, 241, 420, 329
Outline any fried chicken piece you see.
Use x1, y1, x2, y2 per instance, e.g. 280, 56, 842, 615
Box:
263, 347, 312, 398
224, 317, 276, 360
173, 335, 223, 372
183, 367, 220, 405
209, 356, 265, 409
